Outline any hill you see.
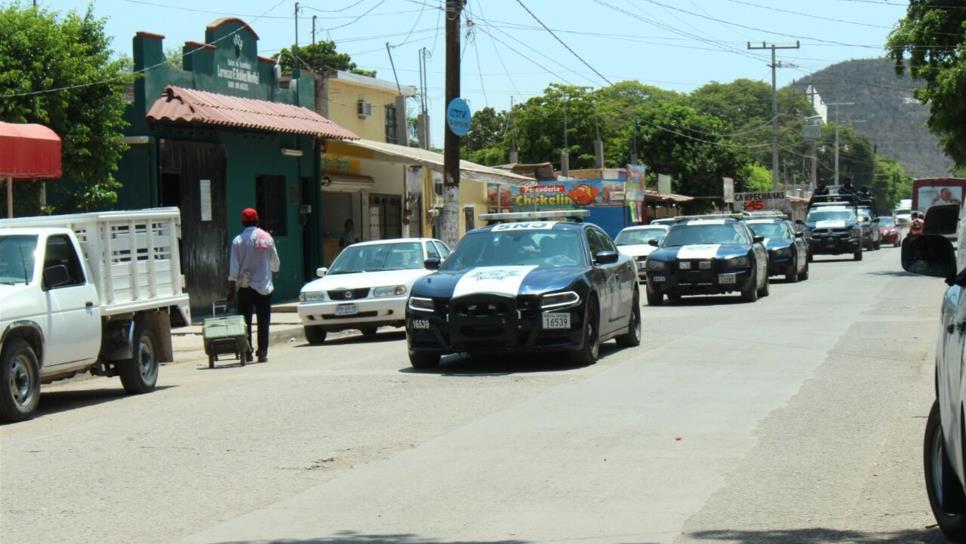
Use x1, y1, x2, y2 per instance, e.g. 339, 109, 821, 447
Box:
790, 58, 952, 178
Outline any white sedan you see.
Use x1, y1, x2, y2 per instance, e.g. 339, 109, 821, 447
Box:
298, 238, 450, 344
614, 225, 670, 281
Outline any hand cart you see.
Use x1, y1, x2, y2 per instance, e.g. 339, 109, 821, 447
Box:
202, 300, 249, 368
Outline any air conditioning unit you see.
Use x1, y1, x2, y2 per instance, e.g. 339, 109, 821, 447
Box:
357, 99, 372, 118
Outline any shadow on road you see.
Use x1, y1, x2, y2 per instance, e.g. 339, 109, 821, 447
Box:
6, 385, 178, 422
809, 257, 863, 263
684, 527, 944, 543
400, 344, 624, 376
210, 532, 532, 544
656, 295, 745, 307
292, 331, 407, 349
865, 270, 919, 278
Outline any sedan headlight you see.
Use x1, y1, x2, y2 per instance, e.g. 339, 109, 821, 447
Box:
299, 290, 326, 303
771, 247, 791, 257
541, 291, 581, 310
372, 285, 408, 297
726, 256, 750, 268
407, 296, 435, 312
646, 259, 667, 271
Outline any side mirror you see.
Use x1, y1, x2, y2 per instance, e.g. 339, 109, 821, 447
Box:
647, 239, 660, 247
315, 267, 328, 278
795, 219, 805, 226
594, 250, 620, 265
752, 235, 765, 244
424, 257, 441, 270
901, 235, 957, 278
43, 264, 71, 290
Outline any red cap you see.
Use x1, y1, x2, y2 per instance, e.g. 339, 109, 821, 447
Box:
241, 208, 259, 223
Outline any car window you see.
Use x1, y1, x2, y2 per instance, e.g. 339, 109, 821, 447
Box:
441, 229, 586, 270
615, 228, 666, 246
433, 241, 451, 258
664, 223, 750, 246
43, 235, 85, 288
747, 222, 787, 240
329, 242, 424, 274
586, 228, 608, 256
425, 241, 441, 260
594, 228, 618, 252
0, 235, 38, 285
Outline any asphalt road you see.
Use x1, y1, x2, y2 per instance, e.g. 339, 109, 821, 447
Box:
0, 247, 949, 544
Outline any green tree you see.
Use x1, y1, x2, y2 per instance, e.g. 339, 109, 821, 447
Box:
738, 163, 772, 192
274, 40, 375, 77
0, 4, 135, 213
462, 106, 507, 163
887, 1, 966, 165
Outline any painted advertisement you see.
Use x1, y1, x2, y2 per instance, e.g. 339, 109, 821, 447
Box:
487, 179, 628, 211
917, 185, 962, 209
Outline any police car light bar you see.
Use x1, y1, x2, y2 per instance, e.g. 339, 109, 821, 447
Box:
673, 213, 746, 222
744, 211, 788, 219
479, 210, 591, 223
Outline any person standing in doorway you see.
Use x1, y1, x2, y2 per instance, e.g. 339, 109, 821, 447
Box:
227, 208, 280, 363
339, 218, 358, 249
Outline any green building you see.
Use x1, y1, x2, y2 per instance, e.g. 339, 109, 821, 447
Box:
116, 18, 357, 314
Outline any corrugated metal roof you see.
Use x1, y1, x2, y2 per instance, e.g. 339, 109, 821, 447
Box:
146, 86, 359, 140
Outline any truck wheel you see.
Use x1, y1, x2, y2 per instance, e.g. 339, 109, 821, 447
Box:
924, 401, 966, 541
119, 321, 160, 394
304, 326, 327, 345
854, 248, 863, 261
0, 339, 40, 422
409, 351, 441, 369
615, 292, 641, 348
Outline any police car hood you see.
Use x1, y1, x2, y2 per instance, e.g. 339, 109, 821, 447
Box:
413, 265, 587, 299
763, 238, 792, 250
648, 244, 749, 261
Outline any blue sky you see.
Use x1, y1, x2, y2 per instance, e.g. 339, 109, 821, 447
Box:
48, 0, 910, 146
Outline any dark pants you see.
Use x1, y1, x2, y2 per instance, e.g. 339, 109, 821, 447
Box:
237, 287, 272, 357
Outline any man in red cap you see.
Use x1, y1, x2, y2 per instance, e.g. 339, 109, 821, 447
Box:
227, 208, 280, 363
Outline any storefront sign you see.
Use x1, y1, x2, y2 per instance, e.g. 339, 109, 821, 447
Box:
446, 98, 471, 136
735, 190, 786, 211
488, 179, 627, 211
216, 36, 260, 91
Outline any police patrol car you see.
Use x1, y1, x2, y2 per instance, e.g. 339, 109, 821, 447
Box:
744, 211, 809, 283
405, 211, 640, 369
644, 214, 769, 304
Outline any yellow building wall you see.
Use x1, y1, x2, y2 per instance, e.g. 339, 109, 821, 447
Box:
419, 169, 491, 240
326, 79, 398, 142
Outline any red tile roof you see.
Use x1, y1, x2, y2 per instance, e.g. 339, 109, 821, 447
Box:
146, 86, 358, 140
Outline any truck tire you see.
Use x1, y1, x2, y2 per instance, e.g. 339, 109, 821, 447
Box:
119, 321, 160, 394
0, 339, 41, 422
304, 326, 327, 345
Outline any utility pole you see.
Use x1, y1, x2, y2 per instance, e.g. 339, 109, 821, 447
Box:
827, 102, 854, 186
441, 0, 463, 249
561, 95, 569, 176
417, 48, 430, 150
312, 15, 316, 46
509, 96, 518, 163
747, 41, 800, 190
293, 2, 300, 85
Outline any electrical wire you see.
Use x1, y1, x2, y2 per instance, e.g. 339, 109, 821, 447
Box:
391, 0, 427, 47
723, 0, 893, 29
313, 0, 387, 31
514, 0, 613, 86
476, 0, 523, 100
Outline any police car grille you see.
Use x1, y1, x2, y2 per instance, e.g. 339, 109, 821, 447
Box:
327, 288, 370, 300
455, 301, 511, 318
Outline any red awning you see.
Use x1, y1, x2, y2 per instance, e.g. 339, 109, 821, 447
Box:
146, 85, 359, 140
0, 122, 62, 180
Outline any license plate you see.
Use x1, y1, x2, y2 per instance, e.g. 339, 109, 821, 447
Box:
335, 303, 358, 316
652, 275, 666, 282
410, 319, 430, 330
718, 273, 737, 285
542, 313, 571, 329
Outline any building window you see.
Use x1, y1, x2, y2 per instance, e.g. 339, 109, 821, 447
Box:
255, 174, 287, 237
385, 104, 398, 144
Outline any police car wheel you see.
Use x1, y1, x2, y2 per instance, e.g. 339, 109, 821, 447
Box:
615, 293, 641, 348
799, 262, 809, 281
409, 351, 441, 369
646, 286, 663, 306
741, 272, 759, 303
785, 257, 799, 283
924, 401, 966, 541
854, 248, 863, 261
569, 298, 600, 365
759, 275, 770, 297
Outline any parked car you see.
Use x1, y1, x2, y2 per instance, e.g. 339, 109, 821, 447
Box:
745, 215, 809, 282
298, 238, 450, 344
614, 225, 670, 281
858, 206, 882, 251
900, 203, 966, 541
649, 218, 677, 226
878, 216, 901, 247
405, 213, 640, 369
0, 208, 191, 422
644, 215, 769, 305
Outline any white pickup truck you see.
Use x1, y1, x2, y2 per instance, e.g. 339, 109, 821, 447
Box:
0, 208, 190, 422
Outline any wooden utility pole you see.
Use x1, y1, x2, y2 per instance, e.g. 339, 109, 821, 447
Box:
827, 102, 855, 186
747, 41, 800, 190
441, 0, 463, 248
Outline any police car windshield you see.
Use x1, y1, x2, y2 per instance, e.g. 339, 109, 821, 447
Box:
328, 242, 424, 274
615, 228, 666, 246
663, 224, 749, 247
442, 228, 585, 270
747, 222, 788, 240
806, 210, 855, 224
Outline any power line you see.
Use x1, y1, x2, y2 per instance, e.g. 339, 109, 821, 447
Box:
723, 0, 892, 29
313, 0, 387, 31
476, 0, 522, 99
300, 0, 367, 13
513, 0, 612, 86
390, 0, 427, 47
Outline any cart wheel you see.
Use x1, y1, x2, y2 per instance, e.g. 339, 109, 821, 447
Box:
208, 354, 214, 369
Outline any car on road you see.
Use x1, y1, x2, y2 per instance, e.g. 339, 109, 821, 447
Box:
802, 203, 864, 261
878, 216, 901, 247
745, 214, 809, 282
643, 215, 769, 305
858, 206, 882, 251
614, 224, 670, 282
298, 238, 451, 344
404, 213, 640, 369
900, 203, 966, 541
